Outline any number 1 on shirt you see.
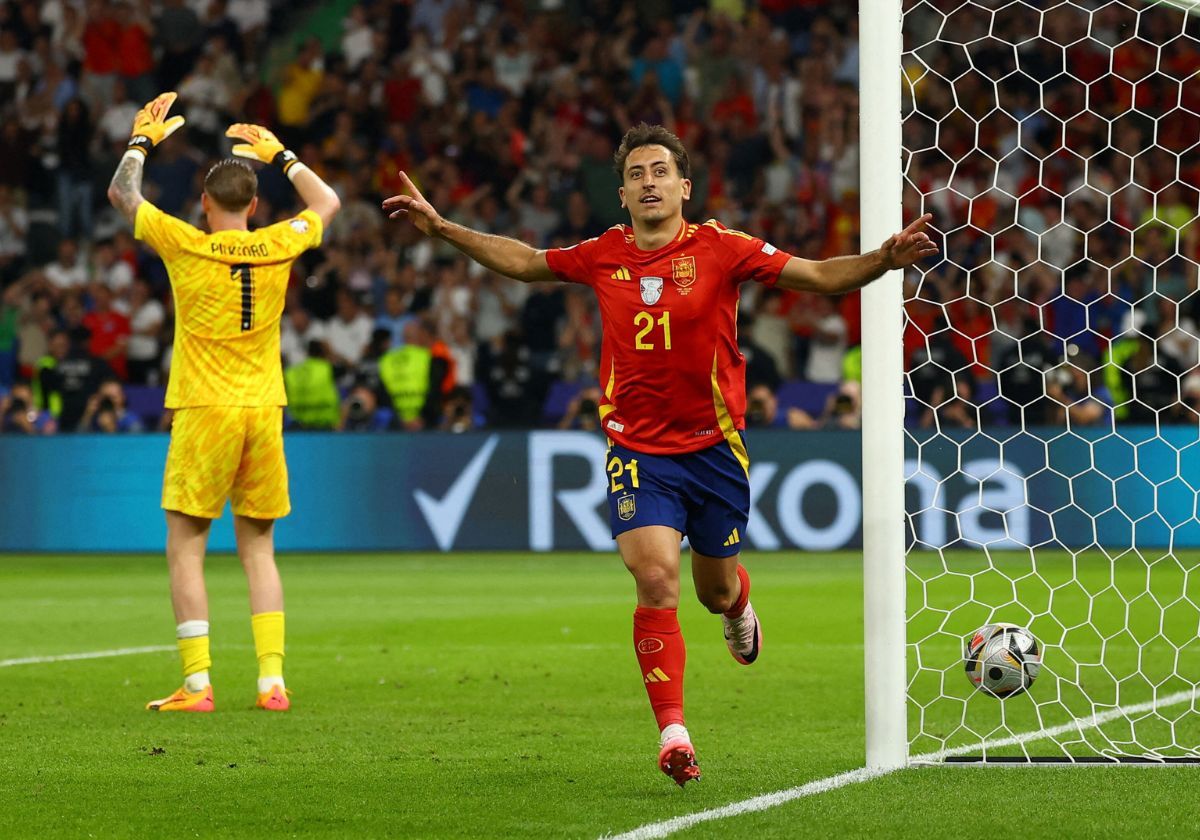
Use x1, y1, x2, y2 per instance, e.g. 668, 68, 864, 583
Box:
230, 263, 254, 331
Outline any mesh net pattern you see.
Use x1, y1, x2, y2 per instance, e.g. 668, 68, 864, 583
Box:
901, 0, 1200, 760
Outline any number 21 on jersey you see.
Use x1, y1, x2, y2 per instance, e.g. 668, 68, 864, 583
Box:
634, 310, 671, 350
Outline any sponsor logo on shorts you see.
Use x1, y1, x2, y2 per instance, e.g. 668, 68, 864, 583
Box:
617, 492, 636, 521
637, 638, 664, 654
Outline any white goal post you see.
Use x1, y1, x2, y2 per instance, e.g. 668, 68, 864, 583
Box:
861, 0, 1200, 765
860, 0, 909, 771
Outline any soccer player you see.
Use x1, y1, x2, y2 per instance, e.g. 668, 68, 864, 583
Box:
382, 123, 936, 784
106, 93, 340, 712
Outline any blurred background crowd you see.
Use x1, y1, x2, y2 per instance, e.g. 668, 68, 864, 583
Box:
0, 0, 1194, 436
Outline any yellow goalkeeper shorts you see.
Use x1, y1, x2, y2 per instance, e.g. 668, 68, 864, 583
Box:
162, 406, 291, 520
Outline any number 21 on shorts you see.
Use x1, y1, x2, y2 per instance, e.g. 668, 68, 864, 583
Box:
607, 453, 640, 493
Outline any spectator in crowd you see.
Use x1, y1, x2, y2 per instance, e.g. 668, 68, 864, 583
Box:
798, 294, 847, 384
284, 339, 340, 430
910, 317, 976, 429
438, 384, 475, 433
43, 238, 87, 296
78, 376, 142, 432
37, 327, 111, 431
326, 288, 373, 374
1, 1, 1190, 435
379, 317, 444, 430
123, 276, 164, 384
55, 97, 93, 238
557, 385, 603, 432
339, 383, 391, 432
1046, 356, 1112, 428
0, 283, 17, 387
372, 285, 410, 347
996, 323, 1060, 427
738, 312, 783, 392
0, 184, 29, 285
1, 380, 57, 434
81, 283, 130, 380
92, 238, 134, 292
745, 383, 789, 429
280, 303, 328, 369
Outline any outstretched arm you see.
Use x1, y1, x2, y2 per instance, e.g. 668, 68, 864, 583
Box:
226, 123, 340, 227
107, 152, 145, 225
108, 92, 186, 224
382, 171, 556, 284
776, 213, 939, 294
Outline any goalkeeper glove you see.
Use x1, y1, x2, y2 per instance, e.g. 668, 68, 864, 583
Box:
127, 92, 186, 157
225, 123, 301, 176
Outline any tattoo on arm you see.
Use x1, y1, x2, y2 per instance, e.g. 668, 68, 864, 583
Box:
108, 154, 145, 223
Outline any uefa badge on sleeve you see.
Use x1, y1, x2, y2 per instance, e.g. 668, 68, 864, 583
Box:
617, 492, 637, 521
639, 277, 663, 306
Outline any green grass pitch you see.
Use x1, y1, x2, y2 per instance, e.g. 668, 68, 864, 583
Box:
1, 552, 1198, 838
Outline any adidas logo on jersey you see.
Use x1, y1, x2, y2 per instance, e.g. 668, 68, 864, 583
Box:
723, 528, 741, 548
643, 667, 671, 684
610, 266, 632, 281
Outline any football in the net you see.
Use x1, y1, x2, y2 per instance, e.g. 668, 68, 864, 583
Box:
963, 623, 1041, 698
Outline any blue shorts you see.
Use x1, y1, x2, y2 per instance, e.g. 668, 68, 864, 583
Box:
605, 434, 751, 558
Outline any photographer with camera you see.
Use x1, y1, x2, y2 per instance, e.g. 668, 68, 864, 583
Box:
1, 382, 58, 435
79, 378, 144, 433
339, 385, 393, 432
557, 385, 603, 432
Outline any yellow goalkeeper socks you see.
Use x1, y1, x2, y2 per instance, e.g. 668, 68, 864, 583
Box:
176, 620, 211, 693
251, 611, 285, 693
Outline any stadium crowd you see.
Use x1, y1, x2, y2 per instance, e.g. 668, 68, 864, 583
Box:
0, 0, 1194, 436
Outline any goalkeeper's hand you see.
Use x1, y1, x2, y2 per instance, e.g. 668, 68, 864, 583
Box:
127, 92, 186, 157
225, 123, 300, 175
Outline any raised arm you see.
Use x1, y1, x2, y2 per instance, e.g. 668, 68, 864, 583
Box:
382, 171, 556, 284
108, 92, 186, 224
226, 123, 341, 227
776, 213, 939, 294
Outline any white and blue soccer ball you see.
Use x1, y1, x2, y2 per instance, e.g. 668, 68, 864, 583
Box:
964, 622, 1041, 698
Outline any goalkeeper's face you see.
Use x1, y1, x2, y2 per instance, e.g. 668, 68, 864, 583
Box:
619, 144, 691, 228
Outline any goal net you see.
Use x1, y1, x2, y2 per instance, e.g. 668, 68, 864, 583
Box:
899, 0, 1200, 762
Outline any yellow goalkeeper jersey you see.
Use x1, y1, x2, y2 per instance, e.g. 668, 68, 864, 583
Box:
134, 202, 323, 409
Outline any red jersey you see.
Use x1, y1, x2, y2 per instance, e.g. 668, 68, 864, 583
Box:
546, 219, 791, 457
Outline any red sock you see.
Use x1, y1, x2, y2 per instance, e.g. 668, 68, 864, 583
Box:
724, 563, 750, 618
633, 606, 686, 731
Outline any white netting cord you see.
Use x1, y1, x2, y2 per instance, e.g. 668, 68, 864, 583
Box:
900, 0, 1200, 760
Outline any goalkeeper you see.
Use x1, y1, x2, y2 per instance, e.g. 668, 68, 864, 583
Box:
107, 93, 340, 712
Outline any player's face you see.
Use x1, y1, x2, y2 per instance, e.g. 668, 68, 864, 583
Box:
619, 144, 691, 226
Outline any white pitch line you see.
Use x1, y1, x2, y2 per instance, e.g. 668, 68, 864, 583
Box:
604, 688, 1200, 840
0, 645, 175, 668
913, 687, 1199, 764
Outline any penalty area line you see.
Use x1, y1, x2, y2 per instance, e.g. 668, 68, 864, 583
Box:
603, 687, 1200, 840
0, 645, 176, 668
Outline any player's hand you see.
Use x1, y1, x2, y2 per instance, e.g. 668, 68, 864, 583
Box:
880, 213, 939, 270
381, 171, 443, 238
127, 92, 185, 156
225, 123, 300, 173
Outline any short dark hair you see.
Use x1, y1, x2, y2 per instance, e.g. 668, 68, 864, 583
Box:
613, 123, 690, 180
204, 159, 258, 212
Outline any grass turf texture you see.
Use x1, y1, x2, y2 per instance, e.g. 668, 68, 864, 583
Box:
0, 552, 1196, 838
